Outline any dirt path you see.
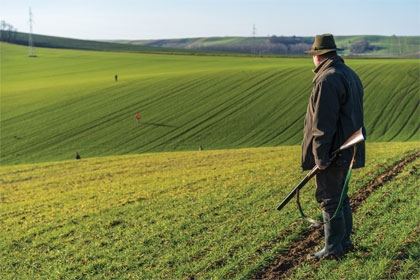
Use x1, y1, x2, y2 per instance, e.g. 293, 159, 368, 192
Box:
255, 151, 420, 279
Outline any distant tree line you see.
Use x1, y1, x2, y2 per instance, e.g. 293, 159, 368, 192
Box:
195, 36, 381, 55
195, 35, 314, 55
349, 39, 378, 54
0, 21, 18, 42
268, 35, 309, 45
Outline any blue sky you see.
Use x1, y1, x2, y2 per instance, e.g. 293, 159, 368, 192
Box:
1, 0, 419, 40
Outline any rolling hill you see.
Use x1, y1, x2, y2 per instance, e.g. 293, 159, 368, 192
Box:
0, 42, 419, 165
0, 31, 196, 54
2, 31, 419, 57
122, 35, 420, 57
0, 37, 419, 279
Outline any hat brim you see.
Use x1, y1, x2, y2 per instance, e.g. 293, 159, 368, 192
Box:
304, 48, 343, 55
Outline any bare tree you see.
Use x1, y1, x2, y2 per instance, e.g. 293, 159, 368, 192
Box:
0, 20, 18, 42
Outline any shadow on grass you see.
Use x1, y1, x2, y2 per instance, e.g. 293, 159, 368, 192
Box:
139, 121, 177, 128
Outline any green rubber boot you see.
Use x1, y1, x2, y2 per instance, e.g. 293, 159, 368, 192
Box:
342, 201, 355, 252
308, 210, 345, 260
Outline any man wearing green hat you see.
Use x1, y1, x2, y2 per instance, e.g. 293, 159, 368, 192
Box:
302, 34, 366, 260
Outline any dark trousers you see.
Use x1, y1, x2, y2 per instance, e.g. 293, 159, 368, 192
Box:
315, 168, 348, 213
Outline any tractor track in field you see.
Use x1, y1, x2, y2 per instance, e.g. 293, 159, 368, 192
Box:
256, 150, 420, 279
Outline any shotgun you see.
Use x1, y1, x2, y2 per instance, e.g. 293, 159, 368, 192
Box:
276, 127, 365, 211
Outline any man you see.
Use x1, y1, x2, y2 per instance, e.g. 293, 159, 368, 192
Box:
302, 34, 366, 260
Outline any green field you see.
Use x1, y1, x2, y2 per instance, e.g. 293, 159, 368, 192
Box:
1, 143, 419, 279
1, 43, 418, 165
1, 42, 419, 279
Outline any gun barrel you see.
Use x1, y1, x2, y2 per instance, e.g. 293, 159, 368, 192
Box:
276, 166, 319, 211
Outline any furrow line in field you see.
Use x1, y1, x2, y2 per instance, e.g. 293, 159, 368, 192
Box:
127, 74, 246, 152
255, 150, 420, 279
383, 70, 419, 140
137, 70, 280, 152
387, 100, 419, 141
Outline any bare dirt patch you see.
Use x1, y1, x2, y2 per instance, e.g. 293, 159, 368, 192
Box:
255, 151, 420, 279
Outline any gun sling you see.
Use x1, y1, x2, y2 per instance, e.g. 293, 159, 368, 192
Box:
296, 145, 358, 225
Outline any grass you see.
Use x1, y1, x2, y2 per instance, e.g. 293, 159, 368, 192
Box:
1, 43, 419, 165
289, 152, 420, 279
1, 142, 419, 279
1, 41, 419, 279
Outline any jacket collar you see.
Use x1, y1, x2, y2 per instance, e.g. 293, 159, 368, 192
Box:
312, 55, 344, 82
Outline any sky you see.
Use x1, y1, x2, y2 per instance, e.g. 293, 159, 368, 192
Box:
1, 0, 419, 40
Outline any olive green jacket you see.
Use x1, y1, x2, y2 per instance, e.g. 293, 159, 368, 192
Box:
302, 55, 366, 170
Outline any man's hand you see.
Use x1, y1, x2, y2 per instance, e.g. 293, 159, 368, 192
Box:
317, 165, 328, 170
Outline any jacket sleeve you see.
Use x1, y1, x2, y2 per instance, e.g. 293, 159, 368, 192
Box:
311, 77, 343, 167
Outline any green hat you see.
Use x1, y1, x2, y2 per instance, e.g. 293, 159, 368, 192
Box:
304, 33, 343, 55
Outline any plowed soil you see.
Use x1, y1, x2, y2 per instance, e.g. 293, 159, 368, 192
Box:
255, 151, 420, 279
